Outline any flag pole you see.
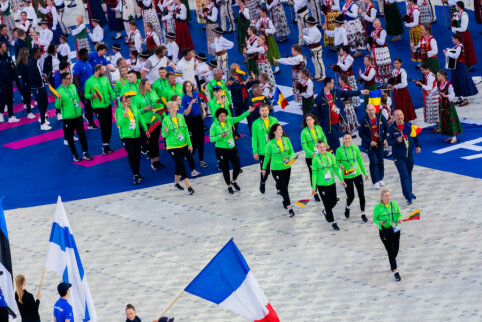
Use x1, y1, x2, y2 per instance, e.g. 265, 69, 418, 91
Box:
38, 268, 46, 293
158, 290, 185, 320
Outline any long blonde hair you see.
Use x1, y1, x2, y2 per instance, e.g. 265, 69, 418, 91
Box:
15, 275, 25, 304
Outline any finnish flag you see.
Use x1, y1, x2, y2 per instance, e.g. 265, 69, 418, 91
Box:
45, 196, 97, 321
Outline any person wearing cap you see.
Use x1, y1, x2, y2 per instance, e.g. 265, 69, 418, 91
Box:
38, 0, 62, 44
125, 20, 142, 52
142, 46, 175, 84
293, 0, 309, 45
254, 7, 280, 74
84, 64, 117, 154
176, 48, 197, 89
57, 34, 71, 62
210, 104, 254, 194
302, 16, 325, 81
68, 14, 91, 54
194, 52, 210, 87
206, 59, 217, 82
209, 27, 234, 80
162, 72, 184, 103
173, 0, 194, 51
109, 43, 123, 67
21, 0, 39, 28
203, 0, 218, 56
56, 72, 93, 162
87, 18, 104, 47
165, 32, 179, 64
38, 20, 53, 53
144, 22, 161, 55
115, 93, 149, 184
53, 282, 73, 322
323, 14, 347, 53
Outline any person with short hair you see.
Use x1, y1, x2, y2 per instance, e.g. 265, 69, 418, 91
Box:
28, 47, 51, 130
275, 45, 306, 103
73, 48, 97, 129
301, 16, 324, 79
126, 20, 143, 52
14, 28, 27, 58
162, 72, 184, 102
53, 282, 73, 322
373, 189, 403, 281
176, 48, 197, 88
87, 18, 104, 47
15, 275, 41, 322
16, 48, 35, 119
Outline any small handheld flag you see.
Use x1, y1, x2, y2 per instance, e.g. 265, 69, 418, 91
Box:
343, 168, 356, 176
124, 91, 137, 98
94, 87, 103, 102
173, 72, 183, 77
198, 92, 208, 102
410, 124, 422, 137
160, 96, 168, 105
185, 239, 280, 322
252, 96, 266, 102
48, 84, 60, 99
295, 199, 311, 208
283, 154, 299, 166
368, 89, 382, 112
272, 87, 288, 110
403, 209, 421, 221
235, 68, 246, 75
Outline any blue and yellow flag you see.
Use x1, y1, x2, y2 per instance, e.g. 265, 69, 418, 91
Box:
368, 89, 382, 112
272, 87, 288, 110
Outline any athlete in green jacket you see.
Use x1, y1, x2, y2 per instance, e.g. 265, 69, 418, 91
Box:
336, 133, 369, 222
207, 71, 232, 106
251, 104, 278, 193
162, 72, 184, 103
208, 87, 233, 118
373, 189, 402, 281
311, 140, 344, 231
55, 73, 92, 162
300, 113, 328, 202
119, 70, 141, 97
152, 67, 169, 101
114, 94, 148, 185
262, 124, 296, 217
210, 106, 253, 194
162, 101, 196, 195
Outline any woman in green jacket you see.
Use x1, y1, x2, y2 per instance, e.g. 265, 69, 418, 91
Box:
300, 113, 327, 203
210, 106, 253, 194
132, 79, 166, 171
262, 124, 296, 217
114, 94, 148, 185
162, 101, 195, 195
373, 189, 402, 281
311, 140, 345, 231
114, 66, 129, 97
336, 133, 369, 222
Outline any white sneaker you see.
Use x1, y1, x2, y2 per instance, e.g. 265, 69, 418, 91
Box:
0, 114, 4, 122
38, 117, 50, 125
191, 170, 201, 177
24, 104, 28, 109
8, 116, 20, 123
373, 182, 380, 190
40, 123, 52, 130
27, 113, 36, 119
57, 113, 63, 121
64, 139, 68, 145
74, 136, 79, 141
379, 180, 386, 187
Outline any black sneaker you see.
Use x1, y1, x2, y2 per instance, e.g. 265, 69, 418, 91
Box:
231, 182, 241, 191
174, 183, 184, 190
88, 123, 99, 130
314, 194, 321, 202
228, 187, 234, 194
394, 272, 401, 281
82, 152, 93, 161
344, 206, 350, 218
239, 168, 243, 173
200, 161, 208, 167
259, 181, 265, 194
332, 222, 340, 231
138, 174, 144, 181
67, 3, 77, 8
288, 208, 295, 217
151, 162, 160, 171
187, 187, 195, 195
146, 151, 151, 159
361, 214, 368, 223
73, 154, 81, 162
133, 175, 141, 185
102, 145, 113, 155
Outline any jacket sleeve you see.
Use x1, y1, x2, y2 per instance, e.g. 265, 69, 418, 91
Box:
182, 116, 192, 147
300, 130, 312, 156
262, 142, 272, 170
43, 56, 52, 77
380, 114, 388, 142
107, 79, 115, 101
251, 122, 259, 155
359, 119, 371, 148
84, 79, 93, 100
209, 123, 221, 143
373, 205, 383, 230
161, 117, 171, 139
355, 146, 367, 176
232, 110, 250, 124
311, 157, 318, 191
288, 139, 295, 160
337, 89, 361, 98
387, 126, 398, 147
331, 154, 343, 181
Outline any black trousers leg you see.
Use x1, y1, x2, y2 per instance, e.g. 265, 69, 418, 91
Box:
20, 86, 32, 113
216, 147, 231, 185
344, 176, 355, 206
318, 184, 338, 222
81, 96, 95, 125
186, 115, 205, 161
169, 147, 188, 179
63, 118, 78, 156
73, 116, 88, 152
379, 228, 400, 271
230, 147, 241, 181
353, 174, 366, 211
33, 87, 48, 123
122, 137, 142, 175
94, 106, 112, 144
272, 168, 292, 207
259, 155, 271, 183
148, 125, 161, 158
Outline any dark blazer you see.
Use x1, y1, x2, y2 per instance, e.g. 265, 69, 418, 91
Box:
14, 38, 27, 58
312, 89, 360, 134
15, 290, 41, 322
28, 56, 44, 89
42, 55, 55, 85
358, 112, 389, 150
17, 61, 30, 88
0, 53, 17, 82
387, 121, 421, 158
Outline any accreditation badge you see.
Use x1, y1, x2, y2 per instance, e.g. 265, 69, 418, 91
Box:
228, 138, 234, 147
324, 171, 332, 182
178, 134, 184, 141
393, 225, 400, 233
73, 100, 79, 108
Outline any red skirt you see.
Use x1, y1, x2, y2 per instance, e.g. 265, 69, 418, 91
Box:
393, 88, 417, 121
458, 31, 477, 66
175, 20, 194, 51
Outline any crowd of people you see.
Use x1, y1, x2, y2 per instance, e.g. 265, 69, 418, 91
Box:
0, 0, 480, 304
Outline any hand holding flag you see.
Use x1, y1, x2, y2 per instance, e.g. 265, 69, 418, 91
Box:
94, 87, 103, 102
403, 209, 420, 221
295, 199, 311, 208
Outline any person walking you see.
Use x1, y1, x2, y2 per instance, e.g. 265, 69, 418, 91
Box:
53, 282, 73, 322
15, 275, 41, 322
0, 41, 18, 123
373, 189, 403, 281
28, 47, 51, 130
16, 48, 35, 119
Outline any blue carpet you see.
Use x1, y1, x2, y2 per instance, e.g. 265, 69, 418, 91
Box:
0, 4, 481, 210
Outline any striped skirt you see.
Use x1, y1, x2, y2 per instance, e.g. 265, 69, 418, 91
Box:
423, 93, 440, 124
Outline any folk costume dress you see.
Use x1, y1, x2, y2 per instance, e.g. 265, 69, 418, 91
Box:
368, 26, 392, 83
38, 4, 62, 44
433, 80, 462, 138
139, 0, 163, 38
70, 23, 91, 54
421, 71, 439, 125
236, 4, 251, 54
335, 54, 361, 107
174, 2, 194, 50
404, 4, 422, 62
414, 34, 439, 74
245, 34, 259, 75
256, 16, 280, 68
266, 0, 290, 39
384, 0, 404, 37
322, 0, 340, 47
245, 45, 276, 87
417, 0, 432, 24
342, 0, 366, 51
451, 10, 477, 67
277, 54, 306, 103
445, 44, 478, 98
340, 83, 358, 133
391, 67, 416, 121
359, 64, 377, 106
205, 2, 219, 55
0, 0, 15, 39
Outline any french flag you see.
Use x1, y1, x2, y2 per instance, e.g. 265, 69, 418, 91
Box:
185, 239, 279, 322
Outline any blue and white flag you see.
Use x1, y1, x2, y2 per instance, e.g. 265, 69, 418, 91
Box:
45, 196, 97, 322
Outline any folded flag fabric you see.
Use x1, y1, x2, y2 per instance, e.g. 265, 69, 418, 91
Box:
198, 92, 208, 102
185, 239, 280, 322
48, 84, 60, 99
0, 197, 19, 319
160, 96, 168, 105
295, 199, 310, 208
124, 91, 137, 98
252, 96, 266, 102
343, 168, 356, 176
94, 87, 102, 102
410, 124, 422, 137
236, 68, 246, 75
283, 154, 299, 166
147, 108, 166, 134
272, 87, 288, 110
45, 197, 97, 321
368, 89, 382, 112
403, 209, 420, 221
173, 72, 183, 77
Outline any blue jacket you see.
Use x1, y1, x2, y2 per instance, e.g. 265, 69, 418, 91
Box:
312, 89, 360, 134
387, 121, 421, 159
358, 113, 389, 150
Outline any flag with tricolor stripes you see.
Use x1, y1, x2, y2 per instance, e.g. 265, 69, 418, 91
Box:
410, 124, 422, 137
403, 209, 420, 221
368, 89, 382, 112
272, 87, 288, 110
295, 199, 311, 208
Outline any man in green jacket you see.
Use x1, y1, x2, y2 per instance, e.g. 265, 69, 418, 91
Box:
251, 103, 278, 193
161, 72, 184, 103
207, 68, 232, 107
152, 67, 169, 101
55, 72, 93, 162
119, 70, 141, 97
84, 64, 117, 154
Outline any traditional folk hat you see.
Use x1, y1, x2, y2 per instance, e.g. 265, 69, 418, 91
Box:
91, 18, 100, 23
334, 14, 344, 24
166, 32, 176, 39
139, 51, 150, 58
214, 27, 224, 35
304, 16, 317, 25
208, 60, 217, 68
112, 43, 121, 50
195, 52, 207, 61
